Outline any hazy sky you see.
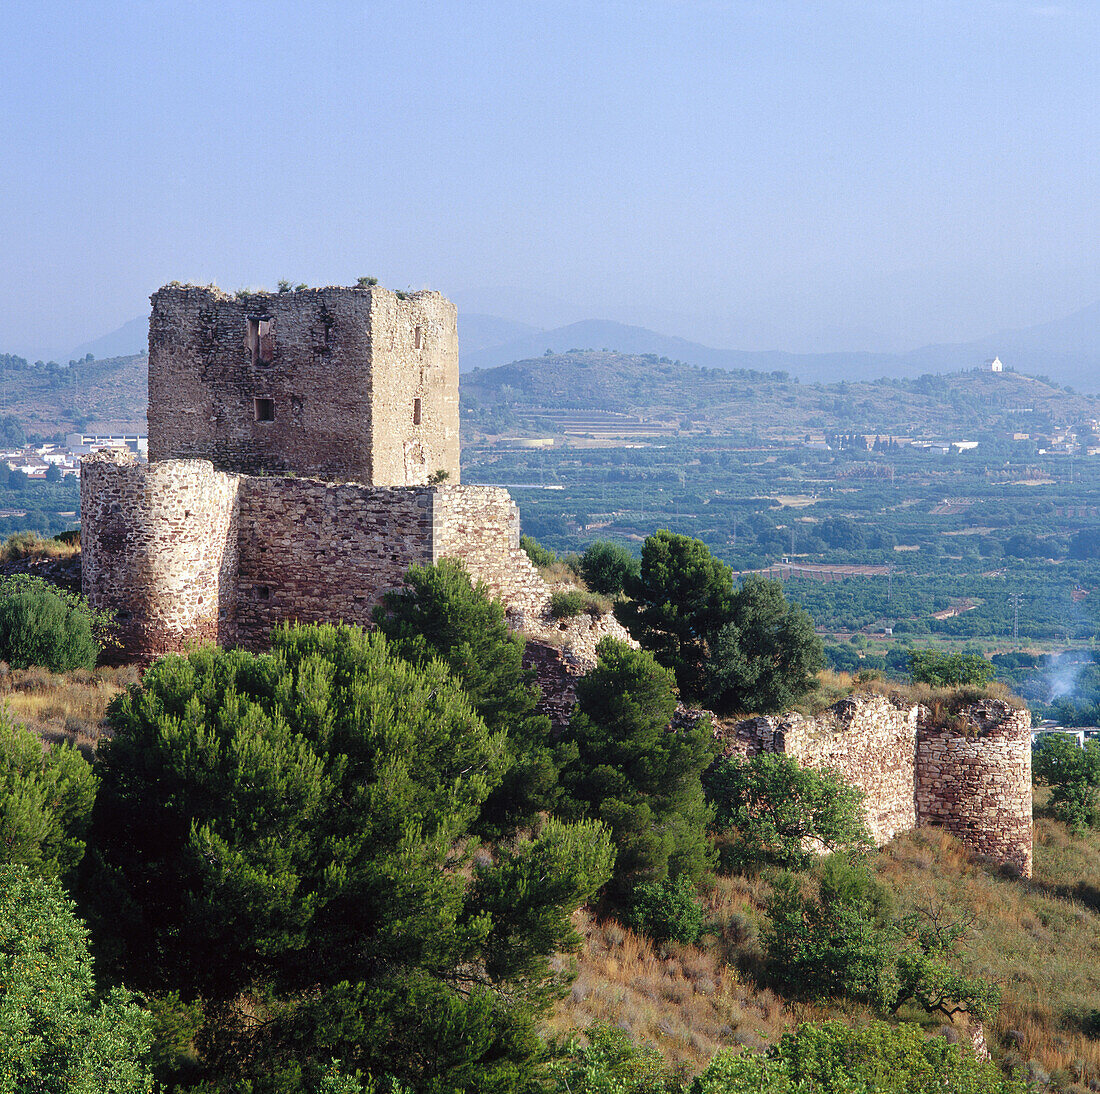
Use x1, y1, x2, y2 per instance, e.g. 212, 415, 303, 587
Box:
2, 0, 1099, 359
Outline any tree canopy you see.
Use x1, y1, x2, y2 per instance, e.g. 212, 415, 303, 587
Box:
84, 622, 614, 1092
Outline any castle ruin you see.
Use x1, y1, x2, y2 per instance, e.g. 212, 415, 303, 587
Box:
81, 281, 1032, 876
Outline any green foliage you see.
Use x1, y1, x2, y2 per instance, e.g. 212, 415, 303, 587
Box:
356, 276, 379, 287
0, 864, 154, 1093
625, 875, 705, 944
546, 1024, 677, 1094
765, 857, 998, 1021
692, 1020, 1025, 1094
374, 559, 559, 833
765, 857, 898, 1011
1033, 733, 1100, 830
907, 648, 995, 688
521, 534, 558, 567
703, 577, 824, 715
559, 638, 717, 904
427, 469, 451, 484
616, 531, 734, 701
0, 705, 97, 881
0, 574, 109, 671
85, 623, 613, 1091
580, 541, 640, 596
704, 753, 869, 870
617, 535, 820, 714
549, 588, 608, 619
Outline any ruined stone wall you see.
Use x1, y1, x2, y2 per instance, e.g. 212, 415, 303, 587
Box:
917, 702, 1033, 877
721, 695, 919, 846
719, 694, 1033, 873
80, 449, 239, 660
430, 486, 548, 615
147, 285, 458, 485
234, 478, 437, 647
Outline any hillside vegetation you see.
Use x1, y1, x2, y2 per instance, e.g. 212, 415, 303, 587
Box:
0, 352, 146, 435
463, 351, 1100, 439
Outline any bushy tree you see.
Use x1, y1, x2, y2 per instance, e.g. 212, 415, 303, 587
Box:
705, 753, 869, 870
84, 623, 614, 1092
765, 857, 997, 1021
0, 706, 97, 881
520, 534, 558, 568
558, 638, 716, 904
617, 533, 821, 714
704, 577, 823, 715
1033, 732, 1100, 830
907, 648, 995, 688
0, 574, 110, 671
374, 559, 558, 833
0, 864, 154, 1093
580, 540, 640, 596
692, 1020, 1025, 1094
616, 531, 735, 700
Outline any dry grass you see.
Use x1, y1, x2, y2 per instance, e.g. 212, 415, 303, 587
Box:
0, 531, 80, 563
0, 663, 139, 754
554, 821, 1100, 1088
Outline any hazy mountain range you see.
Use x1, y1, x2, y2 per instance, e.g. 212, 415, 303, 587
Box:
66, 299, 1100, 393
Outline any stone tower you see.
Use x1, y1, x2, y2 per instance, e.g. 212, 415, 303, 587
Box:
147, 284, 459, 485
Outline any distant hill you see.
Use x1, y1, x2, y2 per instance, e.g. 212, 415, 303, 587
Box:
458, 313, 540, 355
460, 304, 1100, 392
68, 316, 147, 361
0, 354, 146, 436
463, 350, 1100, 439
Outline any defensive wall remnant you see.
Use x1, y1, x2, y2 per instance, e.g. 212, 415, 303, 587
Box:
710, 693, 1033, 877
81, 280, 1031, 876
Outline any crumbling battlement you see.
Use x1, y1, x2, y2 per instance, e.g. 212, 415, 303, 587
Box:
148, 284, 459, 485
700, 694, 1033, 876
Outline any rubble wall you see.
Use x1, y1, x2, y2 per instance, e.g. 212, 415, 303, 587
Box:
917, 703, 1033, 877
79, 449, 239, 660
147, 284, 458, 485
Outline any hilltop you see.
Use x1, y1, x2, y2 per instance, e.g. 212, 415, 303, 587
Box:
463, 351, 1100, 440
0, 352, 146, 436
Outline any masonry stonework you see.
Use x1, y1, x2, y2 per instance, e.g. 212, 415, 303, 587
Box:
702, 694, 1033, 875
148, 285, 459, 485
81, 449, 239, 658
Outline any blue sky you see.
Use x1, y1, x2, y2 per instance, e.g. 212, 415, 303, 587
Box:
2, 0, 1098, 359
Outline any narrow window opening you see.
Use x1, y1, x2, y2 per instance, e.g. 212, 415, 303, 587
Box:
246, 318, 260, 364
413, 397, 422, 425
257, 318, 275, 364
257, 585, 271, 600
254, 397, 275, 422
414, 325, 422, 350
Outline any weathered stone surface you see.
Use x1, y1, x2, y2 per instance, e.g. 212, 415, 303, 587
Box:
673, 693, 1034, 876
148, 284, 458, 485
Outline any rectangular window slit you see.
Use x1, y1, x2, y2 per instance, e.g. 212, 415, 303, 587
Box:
257, 585, 270, 600
414, 326, 422, 350
413, 397, 422, 425
254, 397, 275, 422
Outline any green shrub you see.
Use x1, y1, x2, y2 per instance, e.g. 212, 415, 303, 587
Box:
0, 575, 110, 671
692, 1020, 1026, 1094
521, 534, 558, 567
0, 706, 97, 881
580, 540, 640, 596
550, 589, 610, 619
705, 753, 869, 871
547, 1023, 677, 1094
626, 875, 705, 944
